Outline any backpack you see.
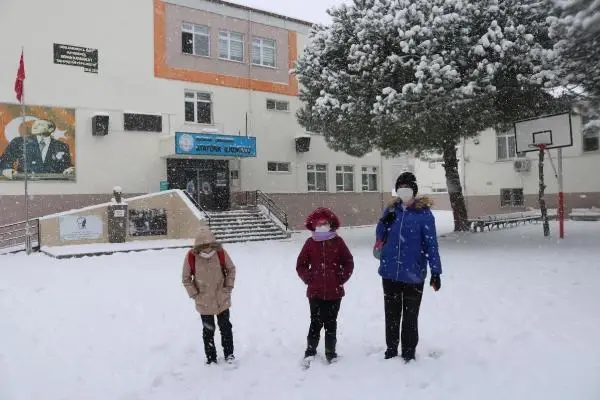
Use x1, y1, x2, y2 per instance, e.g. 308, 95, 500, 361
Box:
188, 248, 227, 278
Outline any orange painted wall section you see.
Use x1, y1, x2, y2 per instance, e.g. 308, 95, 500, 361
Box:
153, 0, 299, 96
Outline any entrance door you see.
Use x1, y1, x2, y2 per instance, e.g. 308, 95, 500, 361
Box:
167, 159, 230, 211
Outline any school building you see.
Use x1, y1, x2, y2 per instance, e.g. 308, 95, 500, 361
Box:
0, 0, 436, 230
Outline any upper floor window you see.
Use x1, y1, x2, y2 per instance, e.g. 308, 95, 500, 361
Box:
496, 130, 517, 160
582, 115, 600, 152
219, 30, 244, 62
182, 23, 210, 57
252, 37, 276, 67
185, 91, 212, 124
266, 99, 289, 112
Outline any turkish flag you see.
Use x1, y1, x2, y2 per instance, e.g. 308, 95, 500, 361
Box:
14, 50, 25, 103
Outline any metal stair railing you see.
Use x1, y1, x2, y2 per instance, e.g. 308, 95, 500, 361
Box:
0, 219, 40, 253
254, 190, 289, 231
183, 190, 212, 227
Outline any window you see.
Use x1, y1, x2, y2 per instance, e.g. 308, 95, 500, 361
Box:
182, 23, 210, 57
267, 162, 291, 173
184, 91, 212, 124
431, 183, 448, 193
307, 164, 327, 192
582, 115, 600, 152
123, 113, 162, 132
219, 30, 244, 62
230, 170, 239, 180
266, 99, 289, 112
496, 130, 517, 160
252, 37, 276, 67
361, 166, 378, 191
500, 188, 524, 207
428, 157, 444, 169
336, 165, 354, 192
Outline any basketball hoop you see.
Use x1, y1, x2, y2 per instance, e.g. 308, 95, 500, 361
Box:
514, 113, 573, 240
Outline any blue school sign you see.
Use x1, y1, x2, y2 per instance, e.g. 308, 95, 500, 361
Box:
175, 132, 257, 157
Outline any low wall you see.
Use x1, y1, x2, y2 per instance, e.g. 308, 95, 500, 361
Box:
39, 190, 206, 247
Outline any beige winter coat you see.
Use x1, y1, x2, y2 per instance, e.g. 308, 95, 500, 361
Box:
182, 229, 236, 316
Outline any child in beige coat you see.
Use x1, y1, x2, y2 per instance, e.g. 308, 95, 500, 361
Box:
182, 229, 236, 365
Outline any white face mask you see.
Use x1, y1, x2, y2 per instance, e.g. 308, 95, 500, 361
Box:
395, 188, 414, 203
315, 224, 331, 233
199, 250, 216, 259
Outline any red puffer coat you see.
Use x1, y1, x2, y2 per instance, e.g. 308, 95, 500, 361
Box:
296, 208, 354, 300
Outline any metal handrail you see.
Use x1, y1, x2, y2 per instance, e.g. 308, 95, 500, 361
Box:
182, 190, 212, 227
255, 190, 289, 230
0, 218, 40, 252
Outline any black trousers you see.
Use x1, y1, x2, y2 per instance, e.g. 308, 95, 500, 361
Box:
382, 279, 424, 357
201, 309, 234, 360
305, 299, 341, 357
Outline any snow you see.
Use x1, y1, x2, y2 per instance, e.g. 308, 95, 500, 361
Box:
39, 190, 205, 222
1, 211, 600, 400
41, 239, 196, 258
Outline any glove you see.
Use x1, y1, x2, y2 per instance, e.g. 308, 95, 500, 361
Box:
373, 240, 383, 260
430, 274, 441, 292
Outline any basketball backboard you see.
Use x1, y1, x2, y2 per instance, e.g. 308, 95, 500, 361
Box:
513, 112, 573, 153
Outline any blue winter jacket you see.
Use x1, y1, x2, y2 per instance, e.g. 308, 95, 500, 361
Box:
375, 197, 442, 284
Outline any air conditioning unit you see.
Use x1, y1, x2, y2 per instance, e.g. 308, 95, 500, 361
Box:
513, 159, 531, 172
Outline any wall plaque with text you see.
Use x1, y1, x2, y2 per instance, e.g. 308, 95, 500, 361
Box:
53, 43, 98, 73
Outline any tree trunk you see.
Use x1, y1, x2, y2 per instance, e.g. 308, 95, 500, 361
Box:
538, 148, 550, 237
442, 142, 470, 231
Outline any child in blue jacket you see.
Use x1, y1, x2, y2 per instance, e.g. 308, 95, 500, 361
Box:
373, 172, 442, 362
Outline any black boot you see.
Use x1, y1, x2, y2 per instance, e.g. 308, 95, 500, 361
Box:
304, 344, 317, 358
325, 335, 337, 363
384, 348, 398, 359
402, 348, 416, 363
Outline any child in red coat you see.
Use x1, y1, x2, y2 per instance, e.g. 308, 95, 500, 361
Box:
296, 207, 354, 365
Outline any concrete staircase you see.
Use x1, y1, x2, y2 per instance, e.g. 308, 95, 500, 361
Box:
207, 208, 291, 243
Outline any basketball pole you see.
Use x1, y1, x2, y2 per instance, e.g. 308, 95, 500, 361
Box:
557, 148, 564, 239
544, 146, 564, 239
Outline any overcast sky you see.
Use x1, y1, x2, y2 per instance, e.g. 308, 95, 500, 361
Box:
227, 0, 346, 24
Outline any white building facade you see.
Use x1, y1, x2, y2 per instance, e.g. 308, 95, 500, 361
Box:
0, 0, 419, 229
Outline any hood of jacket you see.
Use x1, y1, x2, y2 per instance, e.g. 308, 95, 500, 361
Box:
192, 229, 220, 252
386, 196, 433, 211
305, 207, 341, 232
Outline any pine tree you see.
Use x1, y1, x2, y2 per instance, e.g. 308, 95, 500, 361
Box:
294, 0, 567, 231
548, 0, 600, 137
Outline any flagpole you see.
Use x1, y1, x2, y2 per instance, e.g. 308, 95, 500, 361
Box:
19, 47, 31, 255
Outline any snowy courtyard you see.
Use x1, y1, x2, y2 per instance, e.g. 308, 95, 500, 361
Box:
1, 211, 599, 400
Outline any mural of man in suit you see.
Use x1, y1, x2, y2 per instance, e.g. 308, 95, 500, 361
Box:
0, 119, 75, 179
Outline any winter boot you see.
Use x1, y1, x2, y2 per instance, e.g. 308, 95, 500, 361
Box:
225, 354, 236, 364
384, 348, 398, 359
205, 356, 218, 365
304, 346, 317, 358
402, 348, 416, 363
325, 336, 337, 363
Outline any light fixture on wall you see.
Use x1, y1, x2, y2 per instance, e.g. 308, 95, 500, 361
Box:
473, 138, 480, 145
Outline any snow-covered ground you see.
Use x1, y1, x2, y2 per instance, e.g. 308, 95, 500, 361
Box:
1, 211, 599, 400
